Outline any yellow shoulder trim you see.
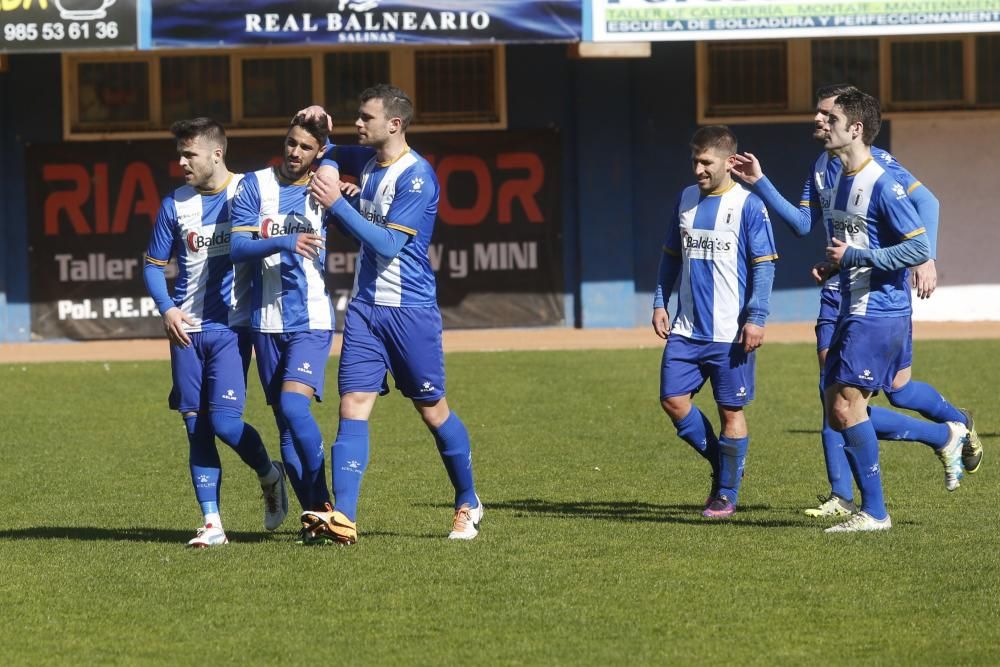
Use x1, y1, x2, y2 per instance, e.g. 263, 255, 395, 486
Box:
144, 254, 169, 266
799, 200, 811, 207
663, 245, 680, 257
902, 227, 926, 240
231, 226, 258, 233
906, 181, 922, 194
753, 254, 779, 264
386, 222, 418, 236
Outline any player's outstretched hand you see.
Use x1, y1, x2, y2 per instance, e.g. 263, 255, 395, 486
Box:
293, 233, 325, 260
912, 258, 937, 299
731, 152, 764, 186
652, 307, 670, 340
810, 260, 838, 285
739, 323, 765, 353
310, 168, 342, 209
163, 307, 194, 348
295, 105, 333, 132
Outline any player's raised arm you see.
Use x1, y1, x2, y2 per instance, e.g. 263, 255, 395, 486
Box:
733, 152, 819, 237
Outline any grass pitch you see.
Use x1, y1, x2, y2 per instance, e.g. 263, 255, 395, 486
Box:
1, 340, 998, 665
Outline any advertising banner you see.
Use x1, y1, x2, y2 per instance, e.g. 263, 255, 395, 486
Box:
585, 0, 1000, 42
151, 0, 581, 47
26, 130, 563, 340
0, 0, 137, 53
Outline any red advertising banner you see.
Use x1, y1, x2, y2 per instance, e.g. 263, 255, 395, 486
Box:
26, 130, 563, 340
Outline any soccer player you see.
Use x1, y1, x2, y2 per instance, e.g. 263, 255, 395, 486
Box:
653, 125, 778, 519
732, 85, 981, 517
229, 114, 337, 526
299, 84, 483, 544
814, 90, 939, 532
143, 118, 288, 548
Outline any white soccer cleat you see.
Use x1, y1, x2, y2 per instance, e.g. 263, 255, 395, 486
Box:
448, 496, 483, 540
938, 422, 968, 492
261, 461, 289, 531
824, 511, 892, 533
804, 494, 857, 518
187, 523, 229, 548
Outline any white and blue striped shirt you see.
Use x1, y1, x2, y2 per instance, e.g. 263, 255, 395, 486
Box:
145, 174, 250, 332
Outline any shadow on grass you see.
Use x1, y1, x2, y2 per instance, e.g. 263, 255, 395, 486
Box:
419, 499, 813, 529
0, 526, 400, 543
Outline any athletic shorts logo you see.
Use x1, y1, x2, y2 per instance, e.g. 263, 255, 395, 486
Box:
297, 361, 313, 375
859, 369, 873, 381
420, 381, 436, 393
221, 389, 238, 401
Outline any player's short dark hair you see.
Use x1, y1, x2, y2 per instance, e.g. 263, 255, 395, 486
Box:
360, 84, 414, 131
690, 125, 738, 155
833, 89, 882, 145
170, 117, 227, 155
815, 83, 860, 101
289, 113, 330, 144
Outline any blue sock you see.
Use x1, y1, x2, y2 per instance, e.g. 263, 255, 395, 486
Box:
886, 380, 965, 425
820, 374, 853, 501
841, 420, 887, 520
279, 392, 330, 510
432, 413, 478, 509
869, 405, 950, 449
274, 411, 308, 510
673, 405, 720, 481
332, 418, 369, 522
717, 434, 748, 505
185, 413, 221, 517
210, 410, 272, 476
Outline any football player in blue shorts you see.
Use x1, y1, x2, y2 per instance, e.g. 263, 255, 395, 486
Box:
230, 114, 338, 529
733, 84, 981, 517
299, 84, 483, 544
143, 118, 288, 548
653, 125, 778, 519
813, 90, 937, 532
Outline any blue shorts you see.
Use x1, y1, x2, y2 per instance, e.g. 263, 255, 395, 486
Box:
338, 300, 446, 401
169, 328, 252, 415
815, 288, 840, 353
660, 335, 755, 407
253, 330, 333, 404
824, 315, 909, 393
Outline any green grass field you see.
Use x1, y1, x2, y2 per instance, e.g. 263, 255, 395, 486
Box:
1, 340, 998, 665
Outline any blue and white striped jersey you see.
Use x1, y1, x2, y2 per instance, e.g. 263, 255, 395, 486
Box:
231, 167, 333, 332
665, 182, 778, 343
803, 147, 924, 296
352, 148, 439, 308
828, 157, 926, 318
144, 174, 249, 332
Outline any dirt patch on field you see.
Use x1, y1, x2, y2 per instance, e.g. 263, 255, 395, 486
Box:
1, 321, 998, 364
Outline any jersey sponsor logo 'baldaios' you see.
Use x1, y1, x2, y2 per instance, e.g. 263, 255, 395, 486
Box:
259, 214, 319, 238
185, 227, 232, 254
681, 228, 736, 258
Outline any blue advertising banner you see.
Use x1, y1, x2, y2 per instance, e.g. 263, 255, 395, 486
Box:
151, 0, 581, 47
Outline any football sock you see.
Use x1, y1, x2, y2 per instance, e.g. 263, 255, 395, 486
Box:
204, 512, 222, 529
431, 412, 478, 509
210, 409, 273, 476
820, 374, 853, 501
279, 392, 330, 510
331, 418, 370, 522
841, 420, 888, 520
185, 413, 222, 518
274, 411, 309, 510
869, 406, 950, 449
718, 434, 749, 505
673, 405, 721, 481
885, 380, 965, 425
